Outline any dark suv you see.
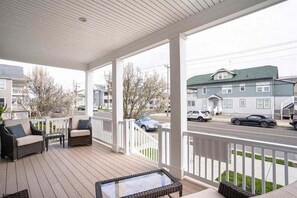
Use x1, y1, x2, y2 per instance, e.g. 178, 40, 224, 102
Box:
289, 114, 297, 130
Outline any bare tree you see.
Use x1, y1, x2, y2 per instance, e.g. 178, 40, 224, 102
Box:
105, 63, 166, 119
20, 67, 73, 118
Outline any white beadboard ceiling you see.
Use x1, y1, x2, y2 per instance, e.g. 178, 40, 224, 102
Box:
0, 0, 284, 70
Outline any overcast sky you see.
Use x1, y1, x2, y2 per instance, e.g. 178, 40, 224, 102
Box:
0, 0, 296, 90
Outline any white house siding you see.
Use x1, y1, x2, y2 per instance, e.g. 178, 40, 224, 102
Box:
188, 96, 277, 117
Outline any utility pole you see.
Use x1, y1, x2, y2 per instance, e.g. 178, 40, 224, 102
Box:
73, 81, 79, 108
164, 64, 170, 117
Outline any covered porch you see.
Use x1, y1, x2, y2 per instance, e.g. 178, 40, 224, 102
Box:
1, 0, 294, 197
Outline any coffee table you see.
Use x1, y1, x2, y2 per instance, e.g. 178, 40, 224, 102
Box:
95, 169, 182, 198
44, 132, 65, 151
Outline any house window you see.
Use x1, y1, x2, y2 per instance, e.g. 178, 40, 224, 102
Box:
239, 84, 245, 92
0, 98, 5, 107
239, 99, 246, 107
223, 99, 233, 109
256, 82, 270, 92
222, 85, 232, 94
0, 79, 6, 90
202, 87, 207, 95
256, 98, 271, 109
187, 101, 195, 107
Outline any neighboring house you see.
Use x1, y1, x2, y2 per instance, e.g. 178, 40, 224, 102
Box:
0, 64, 26, 111
93, 84, 112, 108
187, 66, 296, 118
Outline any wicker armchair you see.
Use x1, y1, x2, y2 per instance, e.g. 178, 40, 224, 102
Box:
68, 116, 92, 147
0, 119, 44, 161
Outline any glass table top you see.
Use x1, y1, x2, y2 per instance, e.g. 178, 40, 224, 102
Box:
101, 171, 174, 198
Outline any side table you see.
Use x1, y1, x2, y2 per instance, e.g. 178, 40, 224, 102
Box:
44, 133, 65, 151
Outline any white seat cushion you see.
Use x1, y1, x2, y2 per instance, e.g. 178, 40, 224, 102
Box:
70, 129, 90, 137
17, 135, 43, 146
182, 189, 224, 198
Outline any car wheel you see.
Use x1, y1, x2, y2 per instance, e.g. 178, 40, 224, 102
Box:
234, 120, 241, 125
197, 117, 203, 122
294, 123, 297, 130
261, 122, 268, 128
141, 125, 147, 131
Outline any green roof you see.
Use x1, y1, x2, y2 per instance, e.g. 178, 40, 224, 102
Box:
187, 65, 278, 86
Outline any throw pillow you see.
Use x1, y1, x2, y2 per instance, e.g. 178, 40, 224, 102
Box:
6, 124, 26, 138
77, 119, 90, 129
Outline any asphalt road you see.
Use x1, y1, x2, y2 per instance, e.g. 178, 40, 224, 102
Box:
75, 110, 297, 146
150, 115, 297, 146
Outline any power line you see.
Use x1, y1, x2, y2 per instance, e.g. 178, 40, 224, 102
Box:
187, 53, 297, 72
187, 47, 297, 66
187, 40, 297, 63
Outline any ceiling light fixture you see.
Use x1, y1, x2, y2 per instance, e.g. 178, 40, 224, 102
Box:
78, 17, 87, 22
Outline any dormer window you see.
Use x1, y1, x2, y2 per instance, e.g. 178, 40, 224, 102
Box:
211, 69, 234, 80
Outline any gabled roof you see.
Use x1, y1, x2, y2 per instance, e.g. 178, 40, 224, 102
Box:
0, 64, 25, 80
210, 68, 235, 77
187, 65, 278, 86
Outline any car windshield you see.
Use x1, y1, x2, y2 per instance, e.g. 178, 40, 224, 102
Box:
141, 117, 151, 121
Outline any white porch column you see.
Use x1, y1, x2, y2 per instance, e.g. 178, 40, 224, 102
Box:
112, 59, 124, 152
169, 34, 187, 179
85, 70, 93, 117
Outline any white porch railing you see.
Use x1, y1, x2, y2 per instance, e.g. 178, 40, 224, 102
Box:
131, 121, 158, 162
31, 117, 69, 138
92, 116, 113, 146
183, 130, 297, 194
158, 127, 297, 195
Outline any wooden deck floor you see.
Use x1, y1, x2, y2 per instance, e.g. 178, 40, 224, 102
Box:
0, 140, 205, 198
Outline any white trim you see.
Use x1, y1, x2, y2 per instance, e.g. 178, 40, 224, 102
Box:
0, 79, 6, 90
202, 87, 207, 95
256, 82, 271, 93
222, 85, 232, 94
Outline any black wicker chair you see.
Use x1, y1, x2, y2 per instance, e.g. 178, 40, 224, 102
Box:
0, 119, 44, 161
218, 181, 255, 198
68, 116, 92, 147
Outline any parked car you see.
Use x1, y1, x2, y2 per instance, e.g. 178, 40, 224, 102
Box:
135, 116, 159, 132
164, 106, 171, 113
289, 114, 297, 130
187, 110, 212, 122
77, 105, 98, 111
77, 105, 85, 110
231, 115, 277, 128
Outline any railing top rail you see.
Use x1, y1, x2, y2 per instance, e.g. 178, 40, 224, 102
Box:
92, 116, 112, 122
48, 117, 69, 121
184, 130, 297, 153
134, 124, 158, 144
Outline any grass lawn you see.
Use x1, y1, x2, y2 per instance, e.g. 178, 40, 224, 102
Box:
231, 150, 295, 167
140, 148, 158, 160
218, 171, 283, 195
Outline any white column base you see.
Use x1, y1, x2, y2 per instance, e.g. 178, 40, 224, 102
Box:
168, 165, 184, 180
111, 144, 120, 153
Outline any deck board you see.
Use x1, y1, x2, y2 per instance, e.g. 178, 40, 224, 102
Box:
0, 140, 205, 198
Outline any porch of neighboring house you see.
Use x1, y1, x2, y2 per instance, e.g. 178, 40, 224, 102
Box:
0, 140, 205, 198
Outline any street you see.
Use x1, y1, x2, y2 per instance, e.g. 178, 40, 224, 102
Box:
76, 111, 297, 146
